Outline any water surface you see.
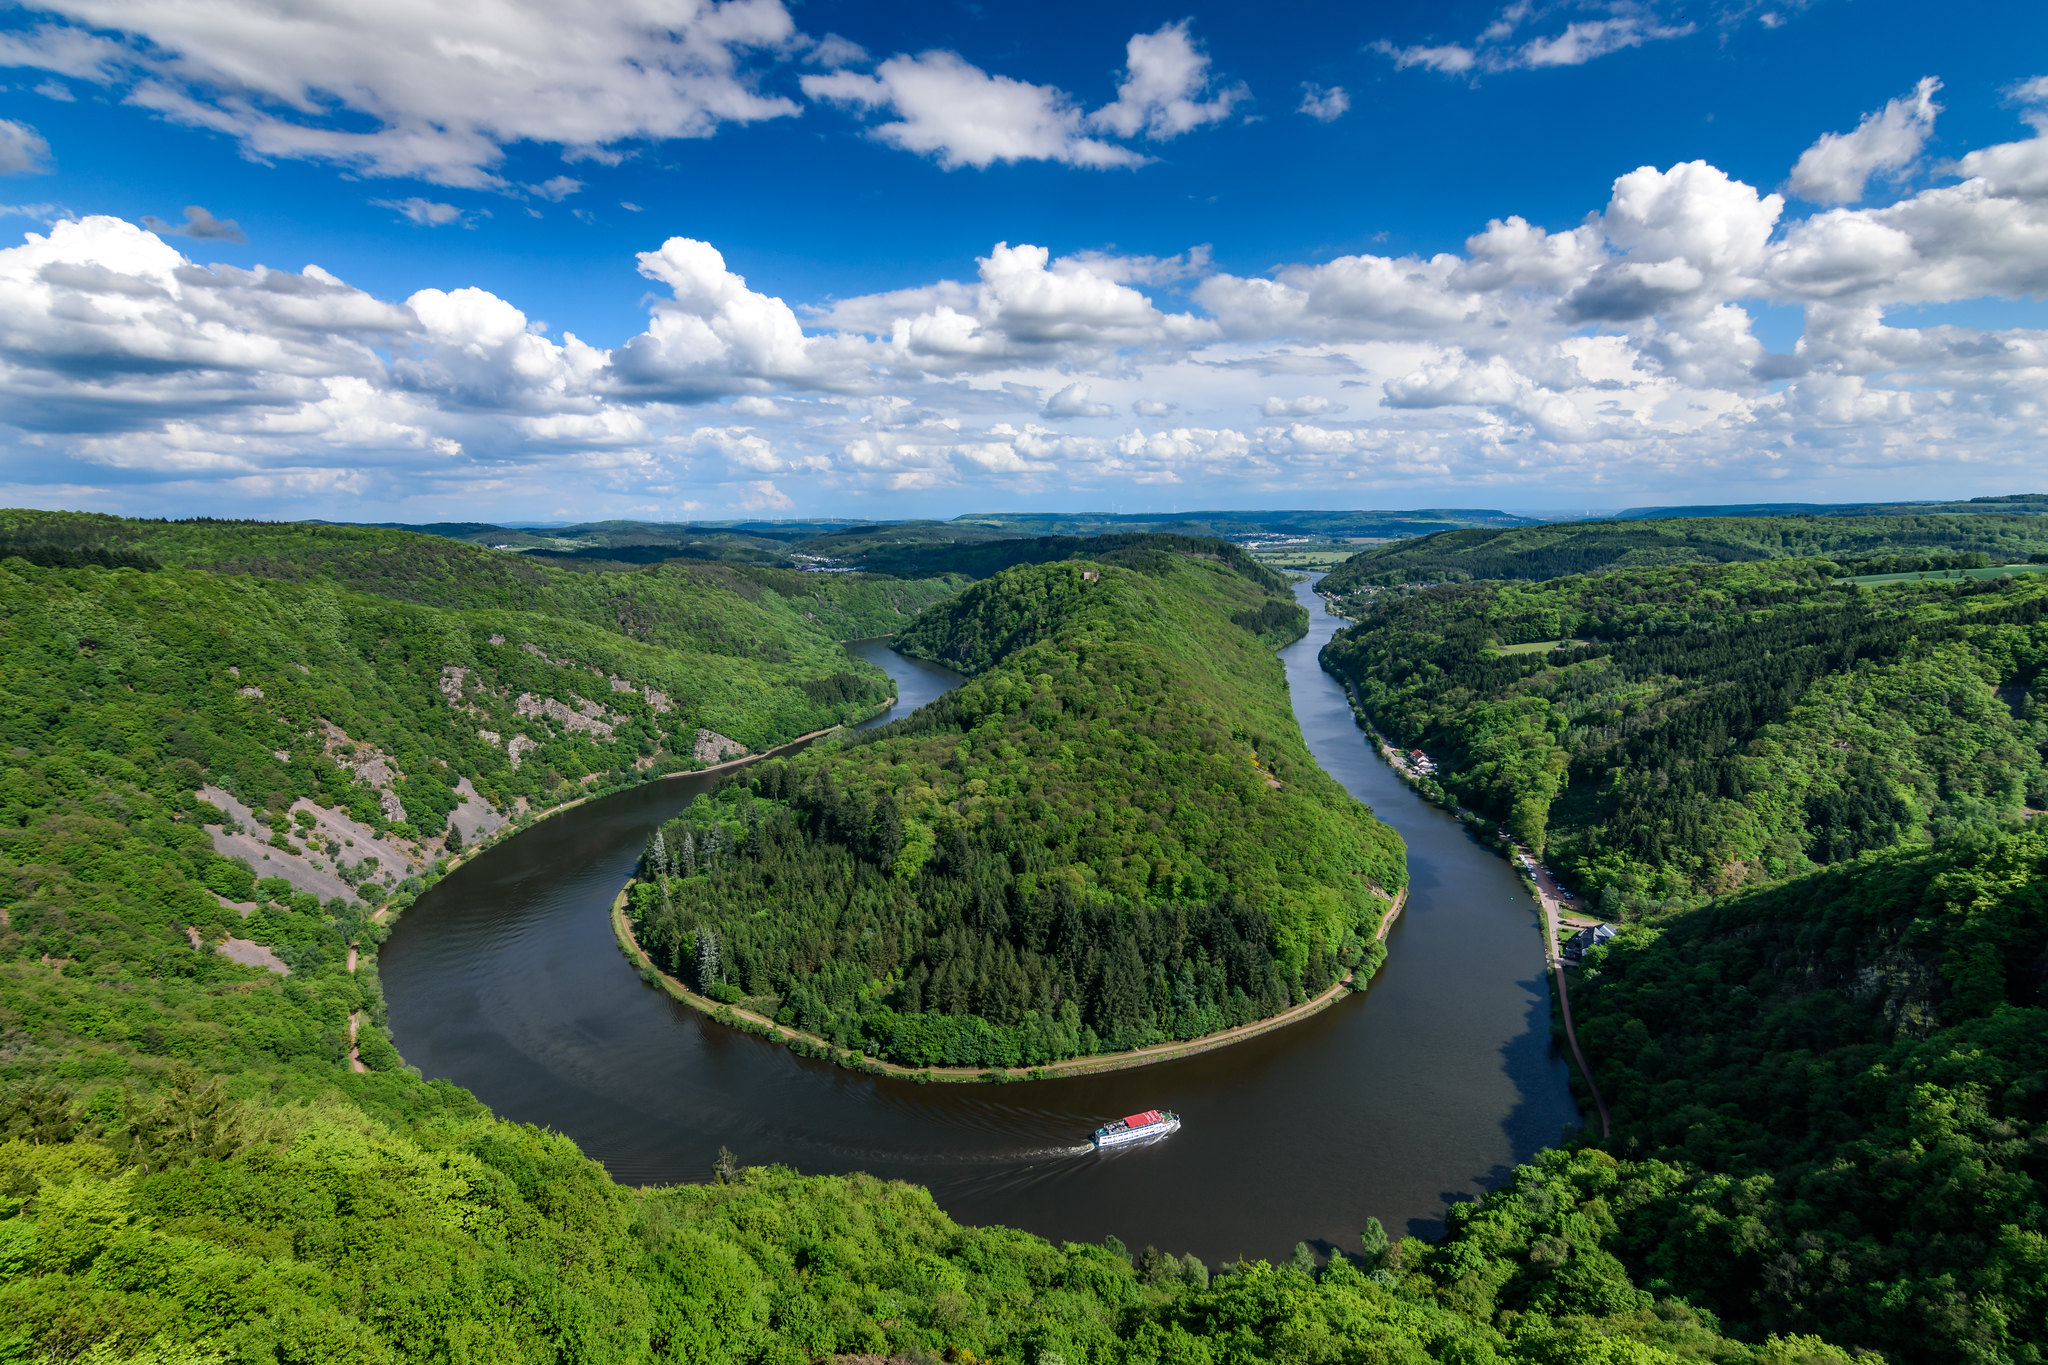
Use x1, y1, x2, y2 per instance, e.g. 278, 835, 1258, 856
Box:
383, 585, 1577, 1262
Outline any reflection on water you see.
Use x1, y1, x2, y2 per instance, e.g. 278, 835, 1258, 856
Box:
382, 590, 1579, 1262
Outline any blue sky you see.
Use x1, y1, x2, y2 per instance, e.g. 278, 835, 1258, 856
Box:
1, 0, 2045, 521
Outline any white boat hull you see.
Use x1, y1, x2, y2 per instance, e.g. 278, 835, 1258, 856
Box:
1093, 1115, 1181, 1148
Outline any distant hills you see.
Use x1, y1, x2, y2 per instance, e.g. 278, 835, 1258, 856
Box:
318, 508, 1541, 573
1619, 493, 2048, 519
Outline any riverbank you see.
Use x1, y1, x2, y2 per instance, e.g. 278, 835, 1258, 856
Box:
611, 884, 1407, 1083
1319, 643, 1613, 1137
366, 720, 860, 929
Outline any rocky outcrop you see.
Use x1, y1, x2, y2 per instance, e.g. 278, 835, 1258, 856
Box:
218, 937, 289, 975
514, 692, 620, 736
694, 728, 748, 764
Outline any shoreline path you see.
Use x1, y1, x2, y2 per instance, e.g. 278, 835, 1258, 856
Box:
613, 886, 1408, 1083
1517, 852, 1612, 1140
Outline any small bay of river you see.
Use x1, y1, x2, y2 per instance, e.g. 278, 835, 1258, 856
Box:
381, 579, 1577, 1263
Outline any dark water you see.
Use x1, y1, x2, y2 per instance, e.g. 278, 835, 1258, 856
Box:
382, 582, 1577, 1263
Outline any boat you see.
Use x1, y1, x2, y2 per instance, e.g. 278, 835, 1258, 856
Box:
1092, 1109, 1181, 1149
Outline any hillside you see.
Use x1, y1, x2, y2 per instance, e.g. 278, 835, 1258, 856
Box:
627, 543, 1409, 1069
1569, 825, 2048, 1363
1319, 514, 2048, 601
1320, 560, 2048, 908
0, 511, 963, 646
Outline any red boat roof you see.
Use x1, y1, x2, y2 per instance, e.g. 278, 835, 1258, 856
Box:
1122, 1110, 1163, 1127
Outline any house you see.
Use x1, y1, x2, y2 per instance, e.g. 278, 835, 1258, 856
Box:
1562, 922, 1617, 963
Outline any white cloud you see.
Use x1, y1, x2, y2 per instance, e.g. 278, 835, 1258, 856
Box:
608, 237, 820, 398
33, 80, 73, 101
802, 23, 1244, 170
15, 108, 2048, 515
1789, 77, 1942, 204
803, 52, 1141, 170
826, 242, 1213, 371
1517, 14, 1691, 68
0, 0, 804, 188
527, 176, 583, 202
1298, 85, 1349, 122
0, 120, 52, 175
1260, 395, 1346, 417
1087, 21, 1245, 141
1043, 382, 1114, 418
736, 479, 793, 510
1373, 42, 1477, 76
1374, 2, 1695, 78
375, 198, 466, 227
1567, 161, 1783, 320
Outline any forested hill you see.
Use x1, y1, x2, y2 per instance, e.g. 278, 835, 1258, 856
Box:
1322, 560, 2048, 910
806, 527, 1293, 586
628, 546, 1409, 1069
0, 516, 944, 1093
1319, 513, 2048, 600
0, 509, 964, 646
1569, 824, 2048, 1363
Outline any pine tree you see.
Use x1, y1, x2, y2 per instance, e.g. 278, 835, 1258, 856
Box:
695, 926, 722, 990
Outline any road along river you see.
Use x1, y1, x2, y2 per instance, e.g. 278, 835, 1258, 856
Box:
381, 579, 1577, 1264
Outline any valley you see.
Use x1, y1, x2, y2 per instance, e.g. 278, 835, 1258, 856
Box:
1, 508, 2044, 1363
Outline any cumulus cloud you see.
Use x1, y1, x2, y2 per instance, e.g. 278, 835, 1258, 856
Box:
1042, 382, 1114, 418
141, 205, 245, 242
0, 0, 803, 188
0, 120, 52, 175
1298, 85, 1350, 122
1790, 77, 1942, 204
803, 22, 1243, 169
803, 51, 1142, 170
14, 102, 2048, 514
608, 237, 820, 398
823, 242, 1214, 371
1087, 21, 1246, 141
1566, 161, 1783, 320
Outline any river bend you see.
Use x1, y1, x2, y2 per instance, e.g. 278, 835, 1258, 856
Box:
381, 580, 1576, 1263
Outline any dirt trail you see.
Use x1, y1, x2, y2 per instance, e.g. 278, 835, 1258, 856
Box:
613, 886, 1407, 1083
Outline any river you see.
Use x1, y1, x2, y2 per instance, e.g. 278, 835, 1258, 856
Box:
381, 578, 1577, 1264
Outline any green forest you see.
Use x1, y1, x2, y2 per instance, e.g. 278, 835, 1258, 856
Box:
1321, 560, 2048, 909
0, 518, 1875, 1363
4, 509, 2044, 1363
627, 546, 1408, 1069
1566, 824, 2048, 1364
1318, 515, 2048, 600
